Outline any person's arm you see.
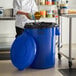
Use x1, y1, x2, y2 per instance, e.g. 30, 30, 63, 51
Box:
13, 0, 32, 19
16, 11, 31, 19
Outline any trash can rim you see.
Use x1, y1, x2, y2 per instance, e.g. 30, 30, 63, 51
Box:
24, 22, 57, 29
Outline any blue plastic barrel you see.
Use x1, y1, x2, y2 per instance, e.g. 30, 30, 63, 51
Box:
24, 22, 57, 69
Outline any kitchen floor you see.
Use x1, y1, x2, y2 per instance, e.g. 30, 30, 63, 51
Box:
0, 44, 76, 76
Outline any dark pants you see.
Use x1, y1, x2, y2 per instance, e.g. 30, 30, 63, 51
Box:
15, 26, 24, 38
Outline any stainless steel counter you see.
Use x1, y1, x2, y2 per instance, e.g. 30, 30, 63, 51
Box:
58, 14, 76, 68
61, 14, 76, 18
0, 17, 15, 20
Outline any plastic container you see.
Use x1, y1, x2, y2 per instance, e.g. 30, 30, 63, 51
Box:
60, 7, 68, 14
24, 22, 58, 69
0, 7, 4, 17
60, 4, 68, 14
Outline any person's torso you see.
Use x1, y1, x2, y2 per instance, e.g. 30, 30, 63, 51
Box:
16, 0, 37, 28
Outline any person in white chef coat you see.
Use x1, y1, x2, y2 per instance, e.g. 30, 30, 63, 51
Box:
13, 0, 38, 37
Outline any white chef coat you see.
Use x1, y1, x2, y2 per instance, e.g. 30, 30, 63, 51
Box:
13, 0, 38, 28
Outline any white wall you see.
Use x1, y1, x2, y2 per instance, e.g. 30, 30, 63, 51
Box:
0, 20, 16, 43
0, 0, 13, 9
68, 0, 76, 9
61, 0, 76, 44
0, 0, 15, 48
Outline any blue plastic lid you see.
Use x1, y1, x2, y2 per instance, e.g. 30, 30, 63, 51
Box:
10, 32, 36, 70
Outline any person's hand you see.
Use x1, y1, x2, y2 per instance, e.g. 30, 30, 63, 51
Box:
24, 12, 41, 20
25, 13, 35, 20
31, 14, 36, 20
24, 13, 32, 19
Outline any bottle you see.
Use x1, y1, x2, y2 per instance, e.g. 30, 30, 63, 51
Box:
46, 10, 52, 18
40, 10, 46, 18
52, 0, 57, 5
45, 0, 52, 5
40, 0, 45, 5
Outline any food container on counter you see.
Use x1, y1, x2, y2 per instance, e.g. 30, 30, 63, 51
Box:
60, 4, 68, 14
0, 7, 4, 17
4, 9, 13, 17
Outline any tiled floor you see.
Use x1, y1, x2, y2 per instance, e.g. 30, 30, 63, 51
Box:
0, 44, 76, 76
0, 60, 62, 76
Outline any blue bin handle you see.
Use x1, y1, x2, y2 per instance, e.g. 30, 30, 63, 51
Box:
55, 26, 60, 36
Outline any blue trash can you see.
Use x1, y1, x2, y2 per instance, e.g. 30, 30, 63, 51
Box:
24, 22, 58, 69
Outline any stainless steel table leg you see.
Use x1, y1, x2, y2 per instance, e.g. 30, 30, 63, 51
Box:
58, 16, 61, 60
60, 16, 63, 48
58, 35, 61, 60
69, 17, 72, 68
